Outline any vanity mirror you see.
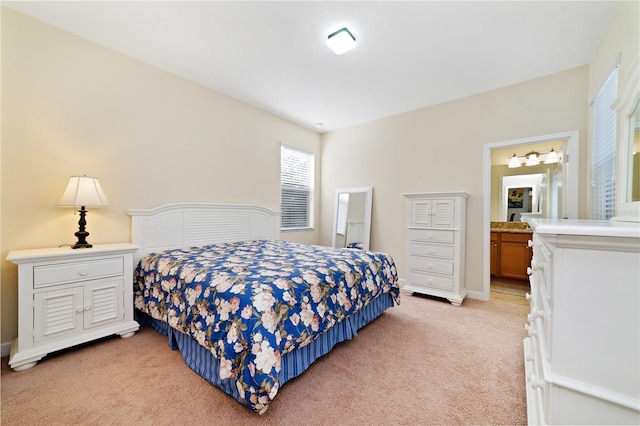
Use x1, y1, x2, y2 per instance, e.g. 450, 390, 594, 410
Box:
612, 56, 640, 222
331, 187, 373, 250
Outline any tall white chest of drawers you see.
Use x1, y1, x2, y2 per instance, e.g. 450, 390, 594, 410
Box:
7, 243, 140, 371
403, 192, 468, 306
524, 219, 640, 425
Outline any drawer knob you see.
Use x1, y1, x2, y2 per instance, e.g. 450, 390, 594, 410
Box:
525, 292, 531, 300
428, 234, 434, 239
527, 239, 533, 248
76, 307, 83, 313
427, 279, 434, 284
524, 323, 536, 337
427, 264, 433, 270
529, 374, 544, 389
428, 249, 434, 254
531, 260, 543, 271
79, 269, 89, 276
527, 267, 533, 276
84, 305, 91, 311
527, 310, 543, 322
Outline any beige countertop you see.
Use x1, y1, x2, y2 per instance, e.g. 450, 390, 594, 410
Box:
490, 221, 533, 234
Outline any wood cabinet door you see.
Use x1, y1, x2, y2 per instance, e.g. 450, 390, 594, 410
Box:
499, 234, 532, 280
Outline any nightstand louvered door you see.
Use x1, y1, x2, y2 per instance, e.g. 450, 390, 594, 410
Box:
33, 277, 124, 343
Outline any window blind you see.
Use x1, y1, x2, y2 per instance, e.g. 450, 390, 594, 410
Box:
591, 66, 618, 220
280, 144, 314, 230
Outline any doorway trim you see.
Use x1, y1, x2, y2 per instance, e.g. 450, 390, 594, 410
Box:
481, 130, 579, 301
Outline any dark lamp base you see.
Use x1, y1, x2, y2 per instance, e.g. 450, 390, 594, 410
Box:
71, 207, 93, 249
72, 242, 93, 249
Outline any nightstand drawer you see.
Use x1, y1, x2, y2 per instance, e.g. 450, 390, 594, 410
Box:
34, 257, 123, 288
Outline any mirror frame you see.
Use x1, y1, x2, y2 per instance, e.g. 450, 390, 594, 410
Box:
331, 187, 373, 250
612, 55, 640, 222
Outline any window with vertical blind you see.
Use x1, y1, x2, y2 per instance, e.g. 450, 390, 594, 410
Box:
591, 66, 618, 220
280, 144, 314, 230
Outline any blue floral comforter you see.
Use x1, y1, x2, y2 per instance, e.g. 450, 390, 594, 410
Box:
134, 240, 399, 414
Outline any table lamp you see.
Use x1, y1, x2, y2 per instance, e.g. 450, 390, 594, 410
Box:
57, 176, 110, 249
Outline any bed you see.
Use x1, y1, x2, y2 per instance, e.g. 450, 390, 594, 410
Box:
128, 203, 400, 414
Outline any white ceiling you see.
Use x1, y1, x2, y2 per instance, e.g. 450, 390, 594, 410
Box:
4, 1, 618, 133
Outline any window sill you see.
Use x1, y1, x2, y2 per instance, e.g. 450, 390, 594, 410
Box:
281, 227, 314, 232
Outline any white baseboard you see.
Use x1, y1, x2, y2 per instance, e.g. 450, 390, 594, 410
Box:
1, 341, 12, 358
466, 289, 489, 301
398, 278, 488, 301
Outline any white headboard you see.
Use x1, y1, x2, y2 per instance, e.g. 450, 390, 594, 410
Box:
127, 203, 280, 263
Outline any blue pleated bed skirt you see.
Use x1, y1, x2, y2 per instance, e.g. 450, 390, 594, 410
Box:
137, 291, 395, 406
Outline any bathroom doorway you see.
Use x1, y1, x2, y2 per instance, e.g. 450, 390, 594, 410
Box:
481, 130, 580, 301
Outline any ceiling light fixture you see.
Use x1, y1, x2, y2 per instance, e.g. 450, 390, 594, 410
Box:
507, 149, 560, 168
327, 27, 357, 55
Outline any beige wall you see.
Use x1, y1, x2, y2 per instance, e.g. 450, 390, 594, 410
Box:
589, 0, 639, 101
0, 9, 320, 343
320, 0, 638, 298
320, 66, 590, 296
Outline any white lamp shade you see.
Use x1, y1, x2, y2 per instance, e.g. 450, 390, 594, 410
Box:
544, 149, 559, 164
508, 154, 522, 168
525, 153, 540, 166
57, 176, 110, 207
327, 27, 357, 55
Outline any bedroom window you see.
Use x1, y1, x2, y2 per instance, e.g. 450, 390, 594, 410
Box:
591, 66, 618, 220
280, 144, 314, 230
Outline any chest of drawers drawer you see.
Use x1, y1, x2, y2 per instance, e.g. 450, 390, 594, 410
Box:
409, 242, 454, 259
409, 228, 454, 244
408, 270, 454, 291
33, 257, 124, 288
409, 257, 454, 276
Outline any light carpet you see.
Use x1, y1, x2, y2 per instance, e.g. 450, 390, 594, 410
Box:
1, 294, 528, 425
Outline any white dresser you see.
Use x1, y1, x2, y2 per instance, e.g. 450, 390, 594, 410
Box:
403, 192, 468, 305
524, 219, 640, 425
7, 243, 140, 371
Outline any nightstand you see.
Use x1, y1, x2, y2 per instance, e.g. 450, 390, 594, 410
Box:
7, 243, 140, 371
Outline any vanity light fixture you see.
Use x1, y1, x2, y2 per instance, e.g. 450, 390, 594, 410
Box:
57, 175, 110, 249
327, 27, 357, 55
507, 149, 560, 168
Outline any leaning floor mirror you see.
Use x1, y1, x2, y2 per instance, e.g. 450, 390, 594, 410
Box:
332, 187, 373, 250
